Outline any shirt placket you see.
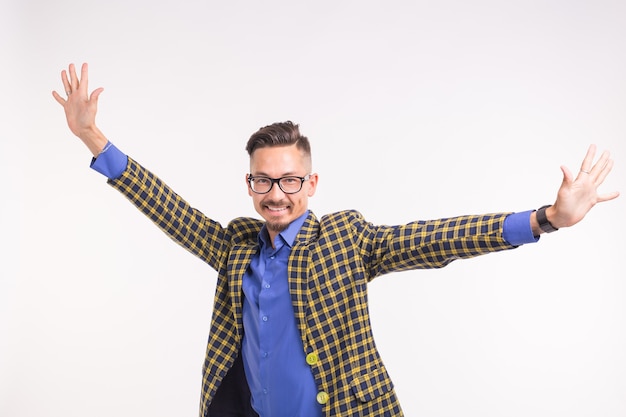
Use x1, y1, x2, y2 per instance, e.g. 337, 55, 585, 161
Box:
258, 243, 281, 412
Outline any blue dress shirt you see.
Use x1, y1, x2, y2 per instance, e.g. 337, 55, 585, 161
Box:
242, 212, 323, 417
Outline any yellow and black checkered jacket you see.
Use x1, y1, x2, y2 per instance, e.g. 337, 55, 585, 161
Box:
109, 158, 517, 416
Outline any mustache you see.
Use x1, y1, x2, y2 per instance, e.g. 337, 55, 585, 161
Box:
262, 199, 290, 206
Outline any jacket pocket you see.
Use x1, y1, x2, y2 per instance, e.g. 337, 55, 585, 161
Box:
349, 365, 394, 403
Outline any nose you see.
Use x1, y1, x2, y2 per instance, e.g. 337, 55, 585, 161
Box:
267, 180, 286, 198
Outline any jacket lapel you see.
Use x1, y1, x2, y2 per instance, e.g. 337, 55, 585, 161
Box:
288, 212, 319, 342
228, 242, 259, 343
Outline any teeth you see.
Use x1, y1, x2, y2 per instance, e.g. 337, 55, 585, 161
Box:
267, 206, 287, 212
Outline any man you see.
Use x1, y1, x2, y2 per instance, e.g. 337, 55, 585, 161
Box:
53, 63, 618, 417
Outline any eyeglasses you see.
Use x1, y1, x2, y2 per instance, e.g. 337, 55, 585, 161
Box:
247, 174, 311, 194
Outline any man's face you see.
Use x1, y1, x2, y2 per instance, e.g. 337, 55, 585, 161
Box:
247, 144, 318, 236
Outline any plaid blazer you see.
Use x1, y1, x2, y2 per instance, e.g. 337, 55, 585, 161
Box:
109, 157, 516, 417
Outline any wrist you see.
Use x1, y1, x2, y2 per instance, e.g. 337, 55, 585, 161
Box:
77, 126, 108, 157
536, 204, 559, 234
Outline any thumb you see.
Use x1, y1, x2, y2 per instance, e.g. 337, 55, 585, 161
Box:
560, 165, 574, 185
90, 87, 104, 102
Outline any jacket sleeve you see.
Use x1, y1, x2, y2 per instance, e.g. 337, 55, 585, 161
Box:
107, 157, 230, 271
346, 210, 517, 279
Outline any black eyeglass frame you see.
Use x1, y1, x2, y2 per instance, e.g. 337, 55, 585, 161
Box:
247, 174, 312, 194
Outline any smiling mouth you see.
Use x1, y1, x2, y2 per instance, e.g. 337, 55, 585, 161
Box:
266, 205, 288, 213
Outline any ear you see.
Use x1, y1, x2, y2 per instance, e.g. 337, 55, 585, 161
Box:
306, 173, 319, 197
245, 173, 253, 197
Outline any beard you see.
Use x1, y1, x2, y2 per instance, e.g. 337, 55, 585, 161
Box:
266, 219, 289, 233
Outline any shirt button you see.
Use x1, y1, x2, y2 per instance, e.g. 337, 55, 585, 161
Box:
262, 352, 268, 358
316, 391, 329, 405
264, 283, 271, 289
306, 352, 318, 365
262, 316, 268, 322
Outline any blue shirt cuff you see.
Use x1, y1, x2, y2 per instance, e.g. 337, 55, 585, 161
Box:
89, 142, 127, 179
502, 210, 539, 246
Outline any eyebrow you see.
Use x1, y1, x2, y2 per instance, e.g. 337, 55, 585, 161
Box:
251, 171, 301, 177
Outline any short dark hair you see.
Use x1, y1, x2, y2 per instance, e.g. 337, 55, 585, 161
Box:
245, 121, 311, 157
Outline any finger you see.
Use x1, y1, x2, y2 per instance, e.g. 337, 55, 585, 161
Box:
52, 90, 66, 105
61, 69, 71, 95
68, 63, 79, 91
579, 144, 596, 174
590, 150, 610, 175
595, 157, 614, 185
79, 62, 89, 95
597, 190, 620, 203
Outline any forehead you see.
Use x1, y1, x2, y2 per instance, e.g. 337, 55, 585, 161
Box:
249, 144, 310, 175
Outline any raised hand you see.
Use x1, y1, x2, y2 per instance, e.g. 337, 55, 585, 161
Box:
53, 63, 108, 156
546, 144, 619, 230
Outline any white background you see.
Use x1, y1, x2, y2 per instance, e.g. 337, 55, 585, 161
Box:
2, 1, 625, 416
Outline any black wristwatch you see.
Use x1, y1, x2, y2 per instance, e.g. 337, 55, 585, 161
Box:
536, 204, 558, 233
